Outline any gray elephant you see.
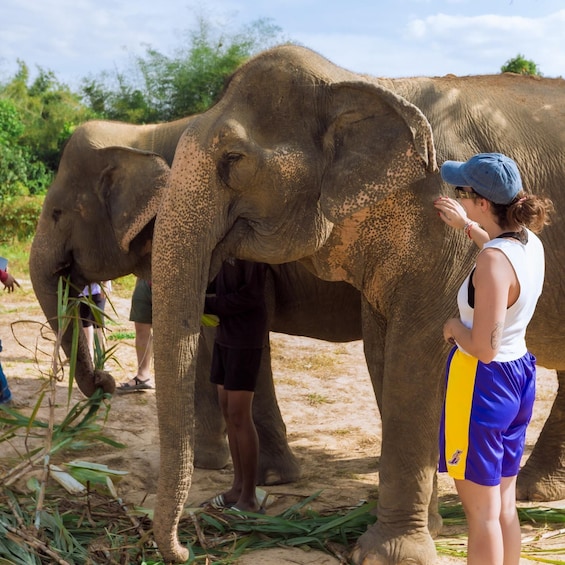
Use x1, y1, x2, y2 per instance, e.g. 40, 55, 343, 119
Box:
29, 117, 362, 485
150, 45, 565, 564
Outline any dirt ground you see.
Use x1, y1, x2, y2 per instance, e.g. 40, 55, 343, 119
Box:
2, 279, 565, 564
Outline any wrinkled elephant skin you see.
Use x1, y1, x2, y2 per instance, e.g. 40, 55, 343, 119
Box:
151, 45, 565, 564
29, 117, 362, 486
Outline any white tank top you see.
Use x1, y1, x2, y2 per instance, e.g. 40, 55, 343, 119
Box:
457, 228, 545, 362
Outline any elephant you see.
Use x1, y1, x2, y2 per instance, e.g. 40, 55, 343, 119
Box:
150, 44, 565, 564
29, 117, 362, 485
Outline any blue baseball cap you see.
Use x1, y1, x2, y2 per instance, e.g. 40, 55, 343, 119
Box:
440, 153, 522, 205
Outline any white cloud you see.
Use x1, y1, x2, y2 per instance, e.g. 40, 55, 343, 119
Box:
1, 1, 563, 85
405, 10, 565, 77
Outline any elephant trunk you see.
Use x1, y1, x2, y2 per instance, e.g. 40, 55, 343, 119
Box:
151, 136, 223, 562
29, 224, 115, 397
151, 252, 209, 562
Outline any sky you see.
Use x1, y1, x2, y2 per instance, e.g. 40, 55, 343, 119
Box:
1, 0, 564, 89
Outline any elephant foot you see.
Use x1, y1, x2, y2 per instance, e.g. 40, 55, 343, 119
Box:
350, 523, 436, 565
257, 451, 301, 485
517, 459, 565, 501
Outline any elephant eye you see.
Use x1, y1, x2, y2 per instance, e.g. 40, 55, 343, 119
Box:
218, 152, 244, 187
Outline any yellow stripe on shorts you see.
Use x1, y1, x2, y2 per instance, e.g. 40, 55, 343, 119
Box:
444, 350, 479, 480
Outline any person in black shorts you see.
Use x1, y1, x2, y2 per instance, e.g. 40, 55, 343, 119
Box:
203, 259, 268, 513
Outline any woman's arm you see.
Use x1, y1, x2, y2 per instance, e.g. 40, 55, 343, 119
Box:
443, 248, 518, 363
434, 196, 490, 248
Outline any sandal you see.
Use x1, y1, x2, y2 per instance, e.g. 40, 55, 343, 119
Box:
116, 377, 153, 394
200, 493, 233, 509
230, 506, 266, 515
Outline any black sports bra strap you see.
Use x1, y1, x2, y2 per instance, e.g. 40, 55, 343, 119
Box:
497, 230, 528, 244
467, 267, 476, 308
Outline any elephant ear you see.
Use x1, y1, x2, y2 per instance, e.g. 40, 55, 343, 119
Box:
96, 146, 170, 253
320, 80, 437, 223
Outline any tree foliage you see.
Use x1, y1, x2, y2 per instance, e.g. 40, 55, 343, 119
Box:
501, 54, 541, 76
80, 16, 286, 123
0, 14, 285, 235
0, 97, 50, 199
0, 61, 95, 199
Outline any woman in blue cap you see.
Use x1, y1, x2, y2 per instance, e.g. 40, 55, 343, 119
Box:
434, 153, 553, 564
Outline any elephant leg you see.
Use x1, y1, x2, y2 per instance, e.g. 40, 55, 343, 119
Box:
351, 300, 438, 565
362, 295, 444, 549
194, 327, 230, 469
517, 369, 565, 501
254, 340, 301, 485
428, 472, 442, 538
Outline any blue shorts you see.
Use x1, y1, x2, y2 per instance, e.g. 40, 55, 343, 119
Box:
438, 347, 536, 486
210, 342, 263, 392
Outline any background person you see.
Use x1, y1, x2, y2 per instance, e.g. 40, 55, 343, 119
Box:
203, 259, 269, 513
79, 281, 111, 364
0, 267, 20, 293
117, 278, 154, 393
0, 260, 21, 405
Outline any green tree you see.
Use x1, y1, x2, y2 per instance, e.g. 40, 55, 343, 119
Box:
0, 97, 51, 198
2, 61, 95, 172
81, 16, 286, 123
0, 60, 96, 199
0, 98, 30, 197
501, 54, 541, 76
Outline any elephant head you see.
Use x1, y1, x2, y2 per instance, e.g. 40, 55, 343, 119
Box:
30, 118, 192, 396
151, 45, 438, 563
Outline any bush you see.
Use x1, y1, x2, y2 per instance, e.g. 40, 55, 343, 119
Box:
501, 54, 541, 76
0, 195, 44, 242
0, 98, 54, 198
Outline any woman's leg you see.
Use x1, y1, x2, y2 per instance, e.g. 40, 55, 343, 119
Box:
455, 479, 503, 565
500, 475, 521, 565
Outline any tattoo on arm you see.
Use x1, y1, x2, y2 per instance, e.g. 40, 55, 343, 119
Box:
490, 322, 503, 350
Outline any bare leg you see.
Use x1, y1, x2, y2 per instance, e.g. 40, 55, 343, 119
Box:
82, 326, 94, 361
134, 322, 153, 380
455, 479, 504, 565
500, 476, 521, 565
217, 385, 260, 511
121, 322, 153, 387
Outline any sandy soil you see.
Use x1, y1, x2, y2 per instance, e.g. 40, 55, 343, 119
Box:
1, 279, 565, 564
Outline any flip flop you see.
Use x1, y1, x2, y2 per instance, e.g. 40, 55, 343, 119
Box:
116, 377, 153, 394
200, 493, 232, 509
230, 506, 266, 515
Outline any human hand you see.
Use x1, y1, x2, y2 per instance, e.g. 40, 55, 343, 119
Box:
433, 196, 469, 230
2, 273, 21, 293
443, 318, 459, 345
